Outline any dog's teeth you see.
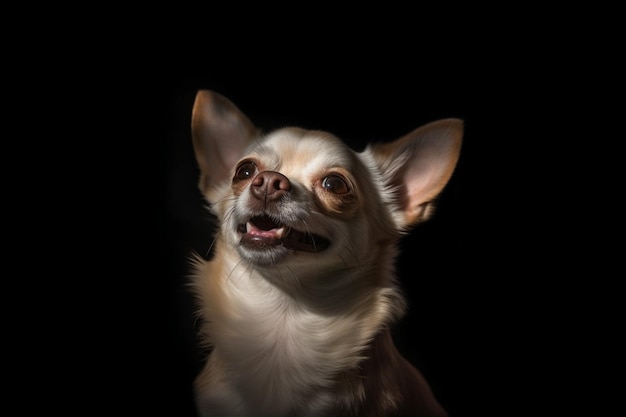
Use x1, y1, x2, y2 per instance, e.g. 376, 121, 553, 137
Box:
275, 227, 285, 239
246, 222, 253, 233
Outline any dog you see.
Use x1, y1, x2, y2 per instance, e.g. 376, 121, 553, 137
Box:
188, 89, 462, 417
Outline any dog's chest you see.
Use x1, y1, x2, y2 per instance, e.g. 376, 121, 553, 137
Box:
218, 283, 341, 375
206, 268, 367, 414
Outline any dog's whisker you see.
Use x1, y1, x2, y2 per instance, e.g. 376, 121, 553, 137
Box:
305, 214, 361, 271
204, 234, 219, 259
283, 264, 302, 290
226, 256, 253, 287
204, 204, 237, 259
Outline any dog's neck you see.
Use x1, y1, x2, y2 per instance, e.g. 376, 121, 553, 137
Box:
194, 238, 405, 414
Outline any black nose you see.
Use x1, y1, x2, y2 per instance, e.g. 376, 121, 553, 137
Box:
251, 171, 291, 202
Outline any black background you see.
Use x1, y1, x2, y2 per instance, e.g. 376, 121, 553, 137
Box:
12, 10, 613, 414
16, 12, 615, 415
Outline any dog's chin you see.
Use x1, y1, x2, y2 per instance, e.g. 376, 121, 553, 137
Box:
236, 214, 331, 265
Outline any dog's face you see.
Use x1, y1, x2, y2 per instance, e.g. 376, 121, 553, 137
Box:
217, 128, 376, 267
192, 90, 462, 277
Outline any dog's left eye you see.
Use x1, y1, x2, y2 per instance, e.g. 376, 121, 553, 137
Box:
235, 161, 256, 180
322, 175, 349, 194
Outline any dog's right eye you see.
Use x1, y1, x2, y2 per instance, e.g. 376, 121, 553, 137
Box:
235, 161, 257, 180
322, 175, 350, 194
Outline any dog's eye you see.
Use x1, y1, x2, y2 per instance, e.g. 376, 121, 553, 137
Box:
235, 161, 256, 180
322, 175, 349, 194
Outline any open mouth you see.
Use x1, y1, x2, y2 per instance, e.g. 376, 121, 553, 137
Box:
237, 215, 330, 253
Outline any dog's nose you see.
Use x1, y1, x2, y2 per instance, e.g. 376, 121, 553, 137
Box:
251, 171, 291, 202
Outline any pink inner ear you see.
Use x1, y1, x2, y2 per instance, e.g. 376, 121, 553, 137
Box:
375, 119, 463, 228
192, 90, 258, 194
403, 152, 455, 210
207, 121, 254, 181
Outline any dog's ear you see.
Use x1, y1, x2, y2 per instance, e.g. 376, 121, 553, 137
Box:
369, 118, 463, 230
191, 90, 259, 199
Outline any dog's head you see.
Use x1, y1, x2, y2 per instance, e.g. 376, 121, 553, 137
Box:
192, 90, 462, 276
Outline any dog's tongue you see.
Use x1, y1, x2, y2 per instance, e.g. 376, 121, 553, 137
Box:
240, 216, 285, 247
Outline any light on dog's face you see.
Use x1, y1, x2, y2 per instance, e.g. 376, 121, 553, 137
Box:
223, 128, 365, 266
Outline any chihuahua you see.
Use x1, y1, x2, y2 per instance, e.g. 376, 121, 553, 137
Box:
189, 90, 462, 417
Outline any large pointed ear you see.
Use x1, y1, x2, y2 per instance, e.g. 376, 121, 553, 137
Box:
369, 118, 463, 230
191, 90, 259, 199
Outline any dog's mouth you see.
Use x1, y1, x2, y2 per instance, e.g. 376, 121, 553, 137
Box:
237, 215, 330, 253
